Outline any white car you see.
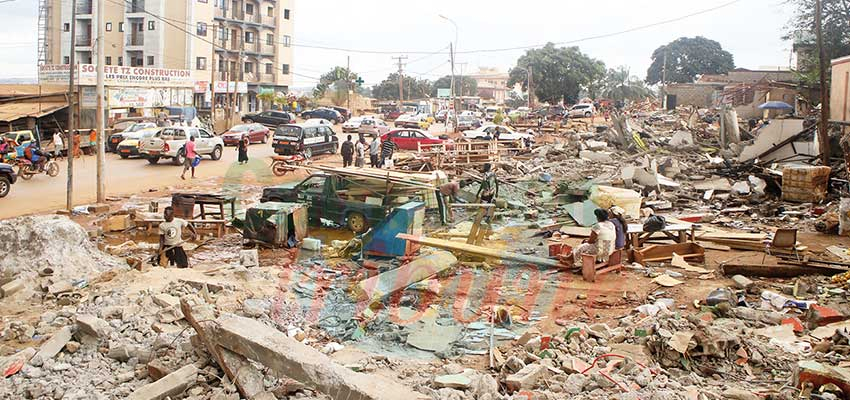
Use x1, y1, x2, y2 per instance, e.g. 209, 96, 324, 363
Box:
139, 126, 224, 165
462, 125, 533, 141
568, 103, 595, 118
303, 118, 334, 127
358, 118, 391, 137
342, 116, 370, 133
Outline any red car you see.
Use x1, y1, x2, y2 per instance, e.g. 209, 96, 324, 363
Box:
221, 123, 270, 146
381, 129, 452, 151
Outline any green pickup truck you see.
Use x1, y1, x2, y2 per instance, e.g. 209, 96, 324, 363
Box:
260, 173, 388, 233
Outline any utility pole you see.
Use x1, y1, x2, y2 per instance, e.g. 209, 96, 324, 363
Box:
527, 65, 534, 109
815, 0, 831, 165
392, 55, 407, 101
449, 43, 458, 132
66, 2, 77, 212
346, 56, 351, 111
95, 0, 105, 203
661, 51, 668, 110
458, 62, 468, 97
210, 28, 217, 131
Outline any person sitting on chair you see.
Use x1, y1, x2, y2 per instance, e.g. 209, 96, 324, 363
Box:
572, 208, 616, 266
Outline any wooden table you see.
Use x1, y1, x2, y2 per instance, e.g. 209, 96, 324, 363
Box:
627, 223, 695, 249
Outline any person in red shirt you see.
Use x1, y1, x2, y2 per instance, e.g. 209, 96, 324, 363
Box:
180, 136, 197, 180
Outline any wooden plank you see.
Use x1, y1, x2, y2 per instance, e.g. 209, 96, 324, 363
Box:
396, 234, 563, 268
721, 263, 844, 278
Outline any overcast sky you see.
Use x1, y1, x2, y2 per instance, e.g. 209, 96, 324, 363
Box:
2, 0, 795, 87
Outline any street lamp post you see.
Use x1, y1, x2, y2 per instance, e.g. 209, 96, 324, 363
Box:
439, 15, 460, 132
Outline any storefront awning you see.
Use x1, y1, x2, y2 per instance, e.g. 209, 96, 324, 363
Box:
0, 101, 67, 122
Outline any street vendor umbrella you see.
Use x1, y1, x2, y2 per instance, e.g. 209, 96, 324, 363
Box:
758, 101, 794, 111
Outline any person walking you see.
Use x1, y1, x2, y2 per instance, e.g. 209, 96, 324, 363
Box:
181, 136, 197, 180
354, 137, 366, 168
72, 131, 81, 158
157, 206, 198, 268
369, 136, 380, 167
477, 163, 499, 203
237, 134, 249, 165
340, 135, 354, 167
380, 137, 397, 169
52, 130, 64, 159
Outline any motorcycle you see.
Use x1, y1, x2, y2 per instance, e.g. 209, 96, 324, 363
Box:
17, 154, 59, 180
270, 153, 308, 177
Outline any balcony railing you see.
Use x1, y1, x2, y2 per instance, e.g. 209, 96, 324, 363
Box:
259, 43, 275, 55
75, 0, 93, 14
126, 35, 144, 46
261, 15, 276, 27
75, 35, 92, 46
244, 13, 261, 24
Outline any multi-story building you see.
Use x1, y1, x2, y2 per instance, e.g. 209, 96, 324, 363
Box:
468, 67, 512, 105
41, 0, 294, 113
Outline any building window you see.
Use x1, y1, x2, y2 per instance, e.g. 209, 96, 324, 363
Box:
245, 31, 254, 44
244, 62, 253, 74
217, 27, 229, 41
63, 56, 70, 64
281, 64, 289, 74
245, 3, 254, 14
267, 6, 273, 16
197, 22, 207, 36
284, 9, 290, 19
105, 56, 112, 65
282, 35, 291, 47
63, 23, 70, 32
266, 33, 273, 46
265, 63, 272, 74
148, 21, 155, 30
118, 56, 123, 65
147, 55, 154, 65
118, 22, 124, 32
198, 0, 208, 3
105, 22, 112, 32
197, 57, 207, 70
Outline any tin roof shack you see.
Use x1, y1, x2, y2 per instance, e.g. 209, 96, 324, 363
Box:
233, 202, 307, 248
0, 85, 69, 137
830, 55, 850, 127
665, 82, 725, 109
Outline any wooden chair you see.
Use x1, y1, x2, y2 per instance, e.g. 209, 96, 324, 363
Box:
762, 228, 800, 262
582, 249, 624, 282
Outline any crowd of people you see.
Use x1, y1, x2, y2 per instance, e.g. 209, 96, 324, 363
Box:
340, 133, 397, 170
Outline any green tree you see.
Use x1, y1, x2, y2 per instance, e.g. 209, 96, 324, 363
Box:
507, 43, 605, 104
256, 91, 275, 110
431, 75, 478, 97
372, 73, 432, 100
784, 0, 850, 84
504, 91, 528, 109
602, 66, 655, 102
313, 67, 362, 99
646, 37, 735, 84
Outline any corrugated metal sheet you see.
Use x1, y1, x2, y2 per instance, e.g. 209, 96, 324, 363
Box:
0, 101, 67, 122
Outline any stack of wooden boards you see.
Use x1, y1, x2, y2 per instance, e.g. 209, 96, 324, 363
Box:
303, 166, 446, 208
417, 140, 524, 170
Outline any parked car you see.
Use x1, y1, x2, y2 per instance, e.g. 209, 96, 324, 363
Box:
139, 126, 224, 165
116, 127, 160, 159
394, 114, 432, 129
485, 107, 501, 121
358, 118, 391, 137
434, 110, 454, 123
456, 115, 483, 131
330, 106, 351, 121
272, 123, 339, 158
463, 125, 532, 141
384, 109, 404, 121
300, 108, 344, 124
0, 162, 17, 198
303, 118, 334, 127
221, 123, 271, 146
109, 122, 157, 152
261, 173, 387, 233
242, 110, 295, 127
568, 103, 595, 118
381, 129, 452, 150
342, 116, 370, 133
2, 131, 35, 147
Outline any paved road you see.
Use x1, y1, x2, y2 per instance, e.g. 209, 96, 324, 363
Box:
0, 141, 286, 220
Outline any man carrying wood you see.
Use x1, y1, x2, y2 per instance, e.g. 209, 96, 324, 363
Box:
158, 206, 197, 268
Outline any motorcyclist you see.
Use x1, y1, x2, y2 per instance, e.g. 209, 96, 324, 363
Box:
23, 142, 49, 171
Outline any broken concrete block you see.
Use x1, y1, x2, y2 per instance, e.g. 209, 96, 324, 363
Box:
103, 215, 132, 232
75, 314, 111, 338
579, 150, 613, 163
433, 374, 472, 389
353, 251, 457, 305
152, 294, 179, 308
108, 342, 151, 363
0, 279, 25, 298
731, 275, 754, 290
30, 326, 74, 366
239, 249, 259, 267
732, 181, 750, 195
505, 362, 551, 391
87, 203, 110, 214
669, 131, 694, 146
127, 364, 198, 400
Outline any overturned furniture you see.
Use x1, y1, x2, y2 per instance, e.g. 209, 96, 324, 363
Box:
581, 249, 624, 283
235, 202, 307, 248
